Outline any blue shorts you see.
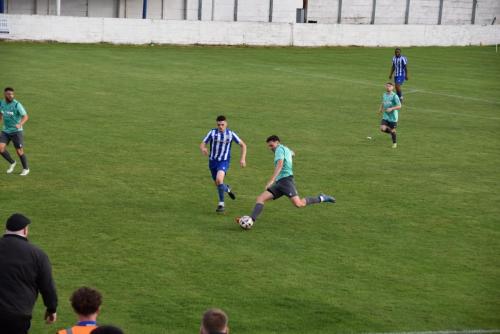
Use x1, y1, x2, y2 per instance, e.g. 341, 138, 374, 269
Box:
209, 160, 230, 180
395, 75, 405, 85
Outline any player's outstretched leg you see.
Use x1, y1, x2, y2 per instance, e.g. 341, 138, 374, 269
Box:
245, 191, 274, 222
0, 143, 16, 174
290, 194, 335, 208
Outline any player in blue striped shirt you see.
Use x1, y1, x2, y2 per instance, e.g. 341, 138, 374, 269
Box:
389, 48, 409, 102
200, 115, 247, 213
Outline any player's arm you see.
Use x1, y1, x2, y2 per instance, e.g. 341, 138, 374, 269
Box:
199, 142, 208, 156
386, 104, 401, 112
378, 103, 384, 114
405, 64, 409, 80
239, 140, 247, 168
265, 159, 283, 190
16, 114, 28, 129
200, 131, 212, 156
389, 63, 395, 79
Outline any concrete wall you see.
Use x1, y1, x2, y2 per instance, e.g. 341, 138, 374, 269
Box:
307, 0, 500, 25
1, 14, 499, 46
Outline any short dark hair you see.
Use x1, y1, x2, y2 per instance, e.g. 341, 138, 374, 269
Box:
216, 115, 226, 122
90, 326, 124, 334
202, 308, 228, 333
266, 135, 280, 143
70, 287, 102, 316
386, 82, 394, 86
4, 87, 14, 92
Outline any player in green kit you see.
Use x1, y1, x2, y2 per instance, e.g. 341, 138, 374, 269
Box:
379, 82, 402, 148
236, 135, 335, 225
0, 87, 30, 176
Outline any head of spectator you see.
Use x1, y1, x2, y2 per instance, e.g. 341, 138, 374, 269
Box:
4, 213, 31, 238
72, 286, 102, 320
200, 308, 229, 334
90, 325, 124, 334
57, 287, 102, 334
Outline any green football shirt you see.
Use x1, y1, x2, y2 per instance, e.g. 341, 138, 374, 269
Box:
0, 99, 27, 133
382, 92, 401, 122
274, 144, 293, 181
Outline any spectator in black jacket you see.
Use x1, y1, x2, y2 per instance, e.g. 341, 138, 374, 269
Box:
0, 213, 58, 334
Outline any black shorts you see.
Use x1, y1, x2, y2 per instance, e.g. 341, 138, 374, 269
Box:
267, 176, 299, 200
381, 119, 397, 129
0, 131, 25, 149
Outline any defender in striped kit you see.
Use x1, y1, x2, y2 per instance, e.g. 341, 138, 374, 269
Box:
389, 48, 409, 102
200, 115, 247, 213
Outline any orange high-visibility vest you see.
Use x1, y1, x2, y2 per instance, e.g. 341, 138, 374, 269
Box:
57, 325, 98, 334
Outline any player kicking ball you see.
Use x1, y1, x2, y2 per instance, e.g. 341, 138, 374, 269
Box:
379, 82, 402, 148
236, 135, 335, 226
200, 115, 247, 213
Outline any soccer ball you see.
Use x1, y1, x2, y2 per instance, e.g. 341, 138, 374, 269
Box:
239, 216, 254, 230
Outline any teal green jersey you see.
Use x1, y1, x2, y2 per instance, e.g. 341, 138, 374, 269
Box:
274, 144, 293, 181
382, 92, 401, 122
0, 99, 27, 133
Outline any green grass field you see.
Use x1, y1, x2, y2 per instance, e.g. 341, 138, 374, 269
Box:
0, 42, 499, 334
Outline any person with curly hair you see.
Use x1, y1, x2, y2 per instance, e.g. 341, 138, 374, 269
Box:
57, 287, 102, 334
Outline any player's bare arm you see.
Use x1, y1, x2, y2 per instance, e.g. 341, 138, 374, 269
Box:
199, 142, 208, 155
389, 64, 395, 79
265, 159, 283, 190
16, 115, 28, 129
239, 140, 247, 167
405, 65, 409, 80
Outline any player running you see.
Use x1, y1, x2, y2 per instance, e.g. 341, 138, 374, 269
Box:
200, 115, 247, 213
389, 48, 409, 102
0, 87, 30, 176
379, 82, 402, 148
237, 135, 335, 225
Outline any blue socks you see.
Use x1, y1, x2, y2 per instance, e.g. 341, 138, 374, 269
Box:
217, 184, 225, 202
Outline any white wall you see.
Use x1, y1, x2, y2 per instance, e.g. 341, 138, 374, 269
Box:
374, 0, 406, 25
2, 14, 499, 46
5, 0, 36, 15
475, 0, 500, 25
308, 0, 500, 25
408, 0, 440, 25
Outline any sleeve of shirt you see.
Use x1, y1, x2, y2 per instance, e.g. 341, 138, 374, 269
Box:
231, 131, 241, 144
202, 130, 212, 144
275, 147, 285, 162
403, 57, 408, 66
16, 103, 27, 116
393, 94, 401, 106
37, 251, 58, 314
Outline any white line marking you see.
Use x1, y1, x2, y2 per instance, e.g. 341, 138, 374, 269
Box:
362, 330, 500, 334
242, 62, 500, 105
404, 105, 500, 120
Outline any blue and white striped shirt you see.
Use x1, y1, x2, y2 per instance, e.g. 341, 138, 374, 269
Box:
392, 55, 408, 77
203, 128, 241, 161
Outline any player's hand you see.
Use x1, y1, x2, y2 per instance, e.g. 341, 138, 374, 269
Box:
405, 75, 409, 81
44, 311, 57, 324
240, 160, 246, 168
15, 124, 21, 129
265, 181, 273, 190
201, 148, 208, 156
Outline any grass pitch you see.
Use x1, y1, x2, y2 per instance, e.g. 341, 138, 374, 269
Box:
0, 42, 499, 334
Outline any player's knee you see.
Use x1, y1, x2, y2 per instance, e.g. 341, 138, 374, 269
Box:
16, 148, 24, 156
379, 126, 385, 132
